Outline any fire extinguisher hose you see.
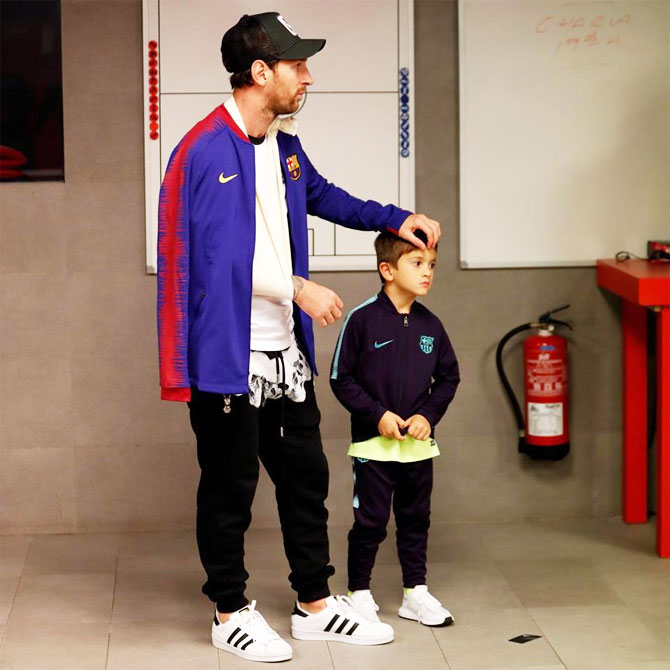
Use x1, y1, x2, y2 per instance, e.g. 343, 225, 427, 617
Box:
495, 323, 534, 449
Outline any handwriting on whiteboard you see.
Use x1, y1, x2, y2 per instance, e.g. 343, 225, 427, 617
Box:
536, 14, 632, 52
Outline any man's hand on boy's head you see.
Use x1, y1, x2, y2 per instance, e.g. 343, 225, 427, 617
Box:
292, 276, 343, 328
405, 414, 431, 441
378, 411, 407, 441
397, 214, 441, 250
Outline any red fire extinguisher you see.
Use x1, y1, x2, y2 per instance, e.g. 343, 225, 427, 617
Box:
496, 305, 572, 460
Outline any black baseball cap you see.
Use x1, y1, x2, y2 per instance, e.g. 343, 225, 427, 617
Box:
221, 12, 326, 74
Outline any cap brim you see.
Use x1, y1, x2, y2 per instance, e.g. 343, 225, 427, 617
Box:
278, 38, 326, 61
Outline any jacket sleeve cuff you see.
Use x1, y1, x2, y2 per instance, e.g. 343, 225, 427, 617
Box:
385, 209, 413, 233
161, 386, 191, 402
373, 406, 387, 427
418, 412, 434, 428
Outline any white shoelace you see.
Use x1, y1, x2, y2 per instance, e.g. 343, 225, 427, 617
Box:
235, 600, 281, 643
354, 592, 379, 612
353, 591, 381, 622
413, 589, 444, 615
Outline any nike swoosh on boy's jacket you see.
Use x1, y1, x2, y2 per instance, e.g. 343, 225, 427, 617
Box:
157, 104, 412, 401
330, 290, 460, 443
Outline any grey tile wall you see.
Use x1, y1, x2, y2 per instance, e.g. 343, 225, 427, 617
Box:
0, 0, 624, 533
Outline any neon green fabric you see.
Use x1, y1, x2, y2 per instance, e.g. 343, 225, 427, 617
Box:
347, 435, 439, 463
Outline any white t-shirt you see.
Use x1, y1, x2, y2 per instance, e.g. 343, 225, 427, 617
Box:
224, 96, 293, 351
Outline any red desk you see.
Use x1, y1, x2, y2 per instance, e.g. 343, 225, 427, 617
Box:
597, 259, 670, 557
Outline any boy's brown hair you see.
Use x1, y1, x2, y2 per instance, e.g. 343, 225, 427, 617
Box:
374, 230, 433, 283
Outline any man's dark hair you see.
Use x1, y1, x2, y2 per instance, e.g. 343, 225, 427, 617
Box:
229, 59, 278, 89
221, 15, 278, 89
374, 230, 435, 283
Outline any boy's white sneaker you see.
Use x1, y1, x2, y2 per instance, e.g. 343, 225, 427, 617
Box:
212, 600, 292, 662
291, 595, 394, 645
398, 586, 454, 627
349, 589, 382, 623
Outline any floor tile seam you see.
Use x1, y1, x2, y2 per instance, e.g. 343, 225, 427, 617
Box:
488, 560, 532, 610
524, 602, 569, 669
70, 441, 195, 451
108, 617, 212, 630
430, 626, 453, 669
492, 555, 626, 609
0, 445, 75, 452
0, 536, 33, 579
115, 568, 203, 576
3, 574, 23, 628
114, 568, 205, 576
101, 632, 112, 670
493, 553, 605, 567
324, 640, 336, 670
23, 569, 119, 577
595, 574, 663, 610
524, 604, 670, 663
106, 537, 120, 668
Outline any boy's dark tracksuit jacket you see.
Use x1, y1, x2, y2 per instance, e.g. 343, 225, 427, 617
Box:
330, 290, 460, 443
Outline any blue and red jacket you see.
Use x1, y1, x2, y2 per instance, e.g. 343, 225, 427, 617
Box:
330, 290, 460, 442
157, 104, 412, 401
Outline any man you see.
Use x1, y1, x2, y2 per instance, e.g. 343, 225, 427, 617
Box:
157, 11, 441, 663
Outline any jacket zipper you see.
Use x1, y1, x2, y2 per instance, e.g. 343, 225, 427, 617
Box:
397, 314, 409, 412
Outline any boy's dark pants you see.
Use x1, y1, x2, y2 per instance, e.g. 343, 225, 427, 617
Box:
348, 457, 433, 591
188, 380, 334, 613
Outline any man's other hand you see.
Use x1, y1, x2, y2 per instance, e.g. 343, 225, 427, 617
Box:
397, 214, 441, 249
293, 276, 343, 328
377, 411, 406, 441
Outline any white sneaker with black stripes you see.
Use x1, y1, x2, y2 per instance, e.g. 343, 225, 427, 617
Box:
212, 600, 292, 662
290, 595, 394, 645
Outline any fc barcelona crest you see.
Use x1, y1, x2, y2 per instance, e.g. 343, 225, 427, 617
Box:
286, 154, 301, 181
419, 335, 434, 354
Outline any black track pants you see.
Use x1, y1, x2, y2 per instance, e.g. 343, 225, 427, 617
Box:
188, 380, 334, 612
347, 457, 433, 591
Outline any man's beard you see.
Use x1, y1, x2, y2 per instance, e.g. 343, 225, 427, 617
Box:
270, 89, 299, 117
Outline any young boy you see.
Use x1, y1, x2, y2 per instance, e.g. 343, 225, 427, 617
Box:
330, 231, 460, 627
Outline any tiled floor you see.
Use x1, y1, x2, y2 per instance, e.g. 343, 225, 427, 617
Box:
0, 519, 668, 669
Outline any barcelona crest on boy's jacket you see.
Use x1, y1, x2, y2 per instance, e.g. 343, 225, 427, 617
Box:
286, 154, 301, 180
420, 335, 434, 354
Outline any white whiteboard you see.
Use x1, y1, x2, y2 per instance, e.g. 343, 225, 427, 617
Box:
459, 0, 670, 269
142, 0, 415, 273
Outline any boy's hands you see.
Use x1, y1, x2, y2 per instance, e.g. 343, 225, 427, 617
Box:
292, 276, 343, 328
377, 412, 432, 441
404, 414, 431, 441
377, 411, 407, 440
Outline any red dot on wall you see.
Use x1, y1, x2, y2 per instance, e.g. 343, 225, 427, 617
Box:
149, 68, 157, 77
150, 113, 158, 121
148, 50, 157, 58
149, 59, 158, 69
150, 95, 158, 104
150, 131, 159, 140
149, 77, 157, 86
150, 103, 158, 113
150, 122, 159, 131
149, 86, 158, 95
148, 40, 157, 49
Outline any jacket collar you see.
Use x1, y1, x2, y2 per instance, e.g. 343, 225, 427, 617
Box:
222, 95, 299, 144
376, 288, 417, 315
217, 103, 250, 143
